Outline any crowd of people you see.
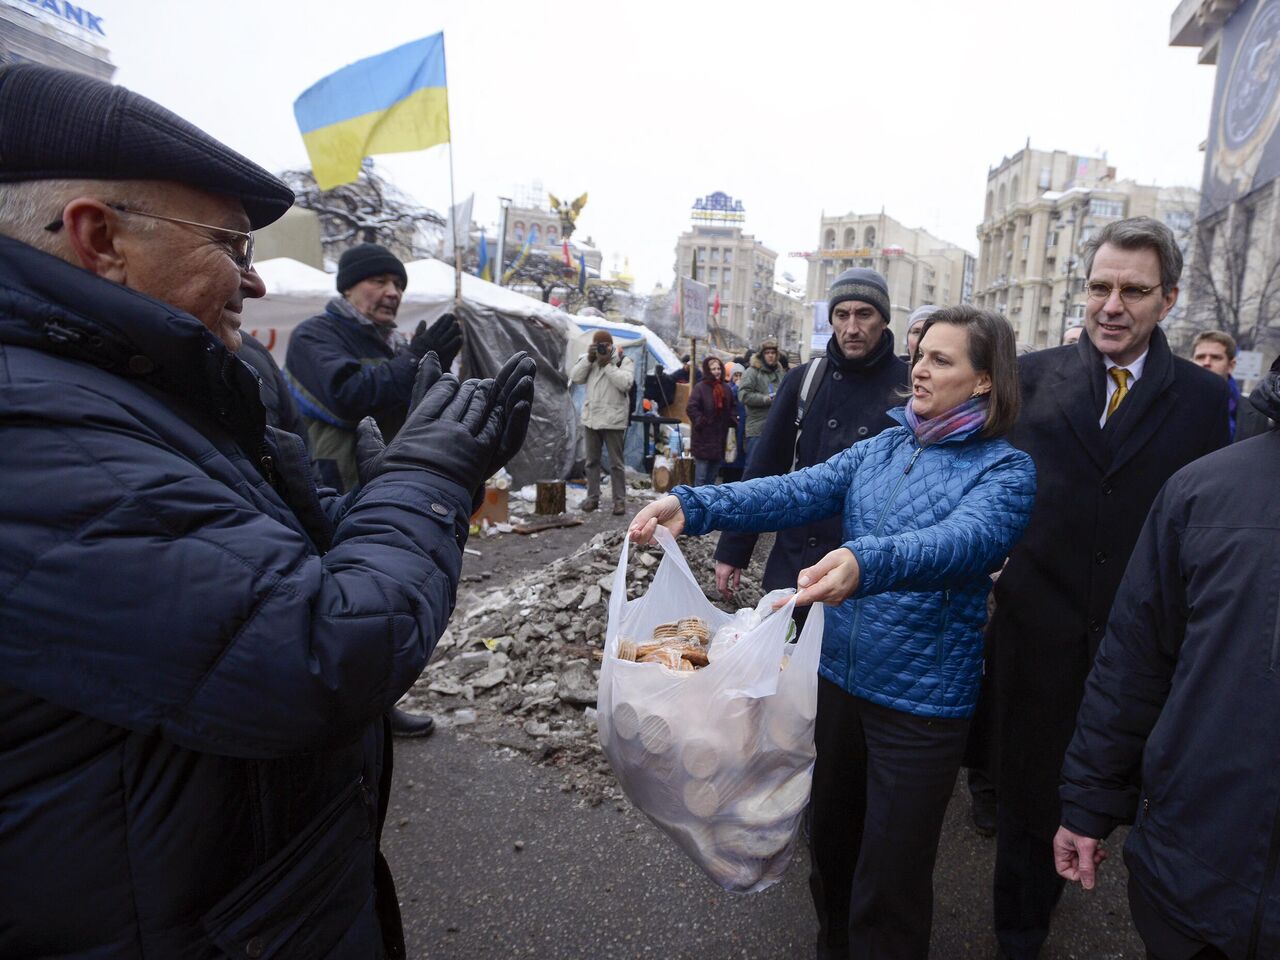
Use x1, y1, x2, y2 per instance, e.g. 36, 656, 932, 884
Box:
3, 61, 1280, 960
632, 218, 1280, 960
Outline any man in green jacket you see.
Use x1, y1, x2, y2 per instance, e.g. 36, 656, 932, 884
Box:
737, 336, 786, 463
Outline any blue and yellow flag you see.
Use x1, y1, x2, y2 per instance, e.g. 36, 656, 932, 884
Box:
294, 33, 450, 190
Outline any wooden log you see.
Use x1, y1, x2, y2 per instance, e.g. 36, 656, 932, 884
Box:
673, 457, 696, 487
512, 516, 583, 535
535, 480, 566, 515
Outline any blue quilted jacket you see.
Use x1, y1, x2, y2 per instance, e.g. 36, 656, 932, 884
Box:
676, 409, 1036, 718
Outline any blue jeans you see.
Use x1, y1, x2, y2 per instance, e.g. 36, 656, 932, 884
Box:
694, 458, 720, 486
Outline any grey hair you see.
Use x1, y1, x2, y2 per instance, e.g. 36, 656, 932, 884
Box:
1081, 216, 1183, 294
0, 179, 159, 255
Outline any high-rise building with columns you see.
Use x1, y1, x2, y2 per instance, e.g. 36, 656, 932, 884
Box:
973, 145, 1197, 348
800, 212, 975, 348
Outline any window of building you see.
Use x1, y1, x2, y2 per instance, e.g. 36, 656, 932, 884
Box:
722, 269, 732, 287
547, 226, 557, 244
513, 222, 525, 243
724, 250, 733, 264
1089, 198, 1124, 219
824, 229, 836, 249
1022, 234, 1030, 250
710, 248, 721, 262
529, 224, 540, 244
1163, 209, 1193, 233
864, 227, 876, 247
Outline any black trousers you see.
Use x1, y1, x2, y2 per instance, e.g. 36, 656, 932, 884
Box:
992, 809, 1065, 959
807, 678, 969, 960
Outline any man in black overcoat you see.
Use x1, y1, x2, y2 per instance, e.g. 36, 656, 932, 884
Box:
987, 217, 1230, 959
712, 267, 907, 601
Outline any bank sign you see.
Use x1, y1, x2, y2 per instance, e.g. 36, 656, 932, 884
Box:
1202, 0, 1280, 218
19, 0, 106, 36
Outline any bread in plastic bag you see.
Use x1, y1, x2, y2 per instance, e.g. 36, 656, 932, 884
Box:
597, 526, 821, 893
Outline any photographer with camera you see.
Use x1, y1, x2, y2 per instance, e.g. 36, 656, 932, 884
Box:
570, 329, 635, 515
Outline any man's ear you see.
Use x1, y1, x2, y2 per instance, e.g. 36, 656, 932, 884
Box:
60, 198, 128, 284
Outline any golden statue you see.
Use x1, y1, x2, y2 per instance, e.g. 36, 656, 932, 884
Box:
548, 191, 588, 239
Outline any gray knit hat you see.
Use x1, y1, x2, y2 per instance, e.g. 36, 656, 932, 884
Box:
828, 268, 890, 324
907, 304, 942, 327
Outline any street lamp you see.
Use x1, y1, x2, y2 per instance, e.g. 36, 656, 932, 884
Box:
495, 196, 512, 286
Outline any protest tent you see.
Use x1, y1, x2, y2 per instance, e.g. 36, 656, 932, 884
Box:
246, 258, 669, 485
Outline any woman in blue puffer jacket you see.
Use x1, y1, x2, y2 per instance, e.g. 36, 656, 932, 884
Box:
629, 305, 1035, 960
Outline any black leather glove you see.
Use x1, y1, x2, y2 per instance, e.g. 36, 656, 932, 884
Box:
355, 372, 501, 503
356, 352, 536, 502
409, 313, 462, 369
485, 352, 536, 478
356, 352, 444, 487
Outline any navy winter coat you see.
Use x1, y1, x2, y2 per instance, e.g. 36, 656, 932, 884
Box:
0, 237, 467, 959
715, 333, 907, 590
1061, 410, 1280, 958
676, 409, 1036, 718
285, 300, 418, 491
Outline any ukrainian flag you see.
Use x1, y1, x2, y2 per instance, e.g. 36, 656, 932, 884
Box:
294, 33, 450, 190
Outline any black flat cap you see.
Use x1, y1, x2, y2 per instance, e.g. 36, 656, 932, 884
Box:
0, 63, 293, 230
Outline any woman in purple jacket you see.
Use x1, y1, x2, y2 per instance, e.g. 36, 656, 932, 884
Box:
686, 355, 737, 485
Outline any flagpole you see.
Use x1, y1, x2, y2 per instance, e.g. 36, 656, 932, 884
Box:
443, 38, 461, 306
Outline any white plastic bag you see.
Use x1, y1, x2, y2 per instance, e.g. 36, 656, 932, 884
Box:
598, 527, 822, 893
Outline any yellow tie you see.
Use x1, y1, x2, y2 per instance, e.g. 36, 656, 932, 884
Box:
1105, 367, 1131, 422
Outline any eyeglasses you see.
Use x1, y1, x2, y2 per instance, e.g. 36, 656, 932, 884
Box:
45, 203, 255, 273
1085, 281, 1162, 304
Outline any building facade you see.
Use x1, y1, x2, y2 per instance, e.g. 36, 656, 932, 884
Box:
974, 145, 1199, 349
1171, 0, 1280, 367
0, 0, 114, 80
800, 212, 975, 349
673, 216, 800, 352
503, 195, 604, 276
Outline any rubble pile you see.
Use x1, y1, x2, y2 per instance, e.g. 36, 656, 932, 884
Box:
399, 529, 768, 804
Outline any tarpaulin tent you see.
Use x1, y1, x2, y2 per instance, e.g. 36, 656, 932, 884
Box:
244, 257, 669, 486
245, 258, 576, 485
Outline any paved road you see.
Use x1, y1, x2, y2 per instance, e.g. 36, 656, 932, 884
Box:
382, 730, 1143, 960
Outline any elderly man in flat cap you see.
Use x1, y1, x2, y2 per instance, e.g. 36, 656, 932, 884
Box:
0, 63, 535, 960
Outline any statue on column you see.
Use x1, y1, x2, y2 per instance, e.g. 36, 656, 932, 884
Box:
548, 192, 588, 240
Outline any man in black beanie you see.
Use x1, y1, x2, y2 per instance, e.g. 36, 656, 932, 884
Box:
712, 266, 907, 955
0, 63, 535, 959
286, 242, 463, 496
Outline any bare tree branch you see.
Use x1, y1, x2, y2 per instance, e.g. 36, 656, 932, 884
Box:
278, 160, 445, 267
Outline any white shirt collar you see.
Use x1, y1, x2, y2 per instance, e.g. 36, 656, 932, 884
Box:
1104, 348, 1148, 382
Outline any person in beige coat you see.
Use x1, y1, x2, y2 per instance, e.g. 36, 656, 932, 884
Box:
570, 329, 635, 514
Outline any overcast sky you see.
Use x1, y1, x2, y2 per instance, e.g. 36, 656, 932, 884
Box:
92, 0, 1216, 292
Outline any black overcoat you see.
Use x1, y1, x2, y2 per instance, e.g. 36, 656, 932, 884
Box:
988, 327, 1230, 836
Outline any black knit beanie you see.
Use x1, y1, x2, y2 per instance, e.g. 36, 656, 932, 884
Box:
828, 268, 890, 324
336, 243, 408, 293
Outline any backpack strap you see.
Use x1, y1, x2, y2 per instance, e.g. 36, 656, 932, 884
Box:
791, 356, 828, 471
